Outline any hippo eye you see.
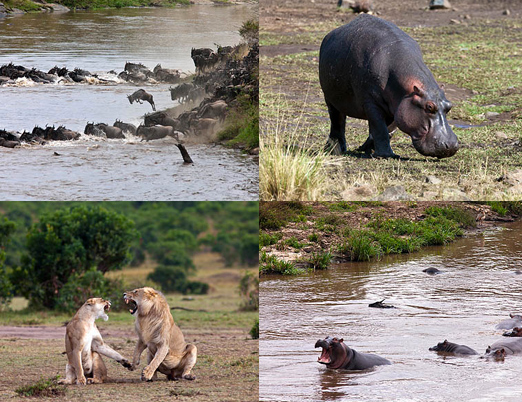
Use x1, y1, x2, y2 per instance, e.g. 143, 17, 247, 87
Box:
425, 102, 438, 114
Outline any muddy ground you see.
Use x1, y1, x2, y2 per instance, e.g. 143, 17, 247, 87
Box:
260, 0, 522, 200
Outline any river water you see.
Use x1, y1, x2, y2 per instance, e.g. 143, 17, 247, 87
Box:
0, 5, 258, 200
260, 221, 522, 402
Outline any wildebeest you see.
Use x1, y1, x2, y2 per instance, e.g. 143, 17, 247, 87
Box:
32, 125, 80, 141
136, 125, 175, 141
113, 120, 137, 135
84, 123, 124, 139
144, 112, 179, 129
197, 100, 227, 121
170, 83, 194, 103
153, 64, 181, 84
191, 47, 219, 74
127, 89, 156, 111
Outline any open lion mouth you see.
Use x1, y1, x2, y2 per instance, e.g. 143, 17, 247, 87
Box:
124, 298, 138, 315
104, 303, 111, 312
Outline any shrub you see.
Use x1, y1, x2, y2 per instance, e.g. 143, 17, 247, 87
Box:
250, 319, 259, 339
306, 251, 332, 270
259, 252, 302, 275
338, 230, 382, 262
147, 265, 209, 295
425, 205, 477, 228
259, 231, 283, 248
56, 268, 125, 313
15, 376, 66, 397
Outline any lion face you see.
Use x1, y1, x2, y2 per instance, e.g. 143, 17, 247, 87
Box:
84, 298, 111, 322
123, 287, 159, 316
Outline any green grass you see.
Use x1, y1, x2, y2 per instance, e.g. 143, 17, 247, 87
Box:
305, 250, 332, 270
218, 97, 259, 151
425, 205, 477, 228
308, 232, 319, 242
259, 201, 314, 230
338, 230, 383, 262
259, 252, 302, 275
15, 376, 66, 397
259, 231, 283, 248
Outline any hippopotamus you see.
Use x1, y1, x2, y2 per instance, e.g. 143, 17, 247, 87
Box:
495, 314, 522, 330
423, 268, 442, 275
429, 340, 478, 355
319, 14, 459, 158
315, 336, 391, 370
485, 337, 522, 359
503, 327, 522, 337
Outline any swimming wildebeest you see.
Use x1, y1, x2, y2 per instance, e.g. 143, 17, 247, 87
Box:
127, 89, 156, 111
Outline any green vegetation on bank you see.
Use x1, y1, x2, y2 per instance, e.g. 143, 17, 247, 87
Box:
15, 376, 66, 398
2, 0, 189, 13
259, 202, 507, 275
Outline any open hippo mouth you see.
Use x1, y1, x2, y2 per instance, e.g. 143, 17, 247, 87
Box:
124, 295, 138, 315
315, 339, 332, 364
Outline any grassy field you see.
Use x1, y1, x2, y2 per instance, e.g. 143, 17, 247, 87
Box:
260, 6, 522, 200
0, 252, 258, 402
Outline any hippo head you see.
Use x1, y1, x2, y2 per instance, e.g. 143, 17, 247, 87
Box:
315, 336, 349, 369
429, 339, 448, 352
395, 85, 458, 159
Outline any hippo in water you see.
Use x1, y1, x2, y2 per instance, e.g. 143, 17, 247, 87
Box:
315, 336, 391, 370
503, 327, 522, 337
429, 340, 478, 355
319, 14, 458, 158
485, 337, 522, 359
495, 314, 522, 330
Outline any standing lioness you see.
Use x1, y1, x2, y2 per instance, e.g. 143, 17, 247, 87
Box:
59, 298, 131, 385
123, 287, 197, 381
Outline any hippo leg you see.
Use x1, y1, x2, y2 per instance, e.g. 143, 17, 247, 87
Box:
325, 101, 347, 154
365, 105, 399, 159
358, 122, 397, 154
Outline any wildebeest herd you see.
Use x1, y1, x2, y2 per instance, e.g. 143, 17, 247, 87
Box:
315, 313, 522, 372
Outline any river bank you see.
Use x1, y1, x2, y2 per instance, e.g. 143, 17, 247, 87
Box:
259, 201, 522, 275
0, 0, 255, 16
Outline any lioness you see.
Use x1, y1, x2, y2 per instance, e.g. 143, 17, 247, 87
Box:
59, 298, 131, 385
123, 287, 197, 381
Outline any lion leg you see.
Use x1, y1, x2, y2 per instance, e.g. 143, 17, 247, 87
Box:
167, 344, 198, 381
71, 349, 86, 385
131, 338, 147, 371
58, 363, 76, 384
147, 350, 158, 381
87, 352, 107, 384
142, 344, 169, 381
92, 340, 131, 369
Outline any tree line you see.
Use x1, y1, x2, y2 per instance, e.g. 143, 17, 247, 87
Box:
0, 202, 258, 311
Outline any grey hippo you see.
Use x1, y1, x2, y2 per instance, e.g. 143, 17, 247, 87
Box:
485, 337, 522, 359
429, 340, 478, 355
495, 314, 522, 330
319, 14, 458, 158
315, 336, 391, 370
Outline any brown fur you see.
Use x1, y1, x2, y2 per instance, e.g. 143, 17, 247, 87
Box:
124, 287, 197, 381
59, 298, 131, 385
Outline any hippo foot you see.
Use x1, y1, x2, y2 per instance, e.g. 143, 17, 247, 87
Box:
324, 138, 344, 155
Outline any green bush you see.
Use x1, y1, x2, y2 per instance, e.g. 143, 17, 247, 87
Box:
425, 205, 477, 228
15, 376, 65, 398
147, 265, 209, 295
250, 319, 259, 339
259, 231, 283, 248
259, 252, 302, 275
239, 271, 258, 311
338, 230, 382, 262
306, 251, 331, 270
0, 217, 16, 310
56, 268, 125, 313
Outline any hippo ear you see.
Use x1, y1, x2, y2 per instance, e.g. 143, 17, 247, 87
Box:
510, 313, 514, 318
413, 85, 425, 98
439, 83, 445, 90
339, 338, 344, 343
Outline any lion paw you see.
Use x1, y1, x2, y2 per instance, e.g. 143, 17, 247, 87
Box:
183, 374, 196, 381
141, 366, 155, 382
120, 359, 132, 369
76, 377, 87, 385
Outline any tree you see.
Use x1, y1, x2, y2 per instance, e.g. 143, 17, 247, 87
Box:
0, 217, 16, 310
15, 205, 138, 309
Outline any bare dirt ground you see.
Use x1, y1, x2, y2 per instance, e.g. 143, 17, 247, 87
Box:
0, 326, 258, 402
260, 0, 522, 200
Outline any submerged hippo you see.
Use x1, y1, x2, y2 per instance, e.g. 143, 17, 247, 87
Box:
315, 336, 391, 370
495, 314, 522, 330
429, 340, 478, 355
485, 337, 522, 359
423, 268, 442, 275
319, 14, 458, 158
503, 327, 522, 337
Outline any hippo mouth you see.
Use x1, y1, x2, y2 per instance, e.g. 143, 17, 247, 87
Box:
315, 339, 332, 364
124, 296, 138, 315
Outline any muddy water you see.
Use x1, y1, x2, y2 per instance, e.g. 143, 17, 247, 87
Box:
260, 221, 522, 401
0, 5, 258, 200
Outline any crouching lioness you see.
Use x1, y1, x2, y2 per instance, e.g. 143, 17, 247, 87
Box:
59, 298, 131, 385
123, 287, 197, 381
